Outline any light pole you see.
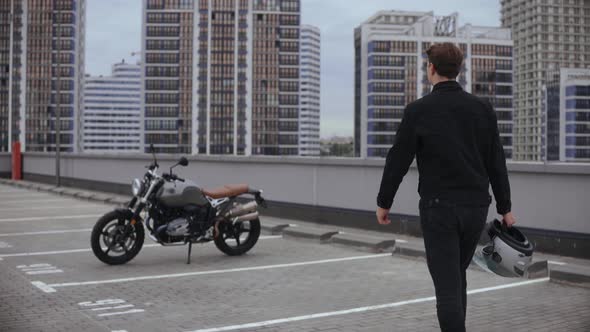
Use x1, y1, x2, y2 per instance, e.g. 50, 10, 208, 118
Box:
55, 2, 61, 187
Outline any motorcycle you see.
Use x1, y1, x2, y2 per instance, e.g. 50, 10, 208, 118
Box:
90, 145, 267, 265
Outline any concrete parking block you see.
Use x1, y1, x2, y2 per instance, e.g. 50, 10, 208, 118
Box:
330, 233, 396, 252
30, 183, 55, 192
283, 225, 339, 243
550, 264, 590, 288
73, 191, 96, 200
91, 193, 114, 203
64, 188, 83, 196
48, 187, 68, 195
261, 219, 293, 234
13, 181, 31, 188
525, 260, 549, 279
393, 241, 426, 259
106, 195, 129, 205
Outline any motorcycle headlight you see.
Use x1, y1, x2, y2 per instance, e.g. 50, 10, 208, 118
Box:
131, 178, 144, 196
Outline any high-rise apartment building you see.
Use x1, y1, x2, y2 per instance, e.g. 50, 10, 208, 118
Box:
142, 0, 301, 155
83, 61, 141, 153
299, 24, 320, 156
545, 68, 590, 162
0, 0, 23, 152
0, 0, 85, 153
501, 0, 590, 161
354, 11, 514, 158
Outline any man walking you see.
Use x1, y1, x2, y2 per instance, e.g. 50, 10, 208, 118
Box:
375, 43, 516, 332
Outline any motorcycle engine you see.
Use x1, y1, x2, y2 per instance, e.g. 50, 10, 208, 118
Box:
166, 218, 190, 237
152, 205, 213, 243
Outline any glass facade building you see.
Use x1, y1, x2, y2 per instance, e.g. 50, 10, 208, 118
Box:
142, 0, 302, 155
83, 61, 141, 153
355, 11, 514, 159
545, 68, 590, 162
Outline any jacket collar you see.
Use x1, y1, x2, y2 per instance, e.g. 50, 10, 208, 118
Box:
431, 80, 463, 93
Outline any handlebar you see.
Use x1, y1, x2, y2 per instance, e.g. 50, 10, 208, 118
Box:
162, 173, 185, 182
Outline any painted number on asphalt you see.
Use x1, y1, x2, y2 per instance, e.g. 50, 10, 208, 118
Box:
17, 263, 63, 275
78, 299, 145, 317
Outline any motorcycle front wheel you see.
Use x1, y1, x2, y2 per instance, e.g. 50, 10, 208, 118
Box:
91, 210, 144, 265
214, 218, 261, 256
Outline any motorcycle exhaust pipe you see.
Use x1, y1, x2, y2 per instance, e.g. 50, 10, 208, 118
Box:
235, 211, 259, 222
225, 201, 258, 218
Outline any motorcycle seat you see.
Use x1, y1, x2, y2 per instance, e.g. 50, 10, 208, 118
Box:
203, 184, 250, 199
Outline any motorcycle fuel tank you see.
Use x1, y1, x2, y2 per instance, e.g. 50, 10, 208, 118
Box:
156, 180, 209, 207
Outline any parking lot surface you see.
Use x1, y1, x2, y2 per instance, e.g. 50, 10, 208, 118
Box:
1, 184, 589, 332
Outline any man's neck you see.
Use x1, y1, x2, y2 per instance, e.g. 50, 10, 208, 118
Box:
431, 77, 454, 86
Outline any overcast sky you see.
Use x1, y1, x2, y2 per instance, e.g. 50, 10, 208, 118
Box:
86, 0, 501, 138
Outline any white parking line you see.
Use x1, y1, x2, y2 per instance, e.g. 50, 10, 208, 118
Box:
1, 248, 104, 258
33, 252, 390, 293
0, 205, 102, 212
98, 309, 145, 317
91, 304, 135, 311
18, 264, 63, 274
0, 214, 101, 223
0, 194, 51, 199
188, 277, 551, 332
548, 260, 567, 266
0, 198, 78, 205
78, 299, 145, 318
0, 229, 92, 237
0, 235, 283, 258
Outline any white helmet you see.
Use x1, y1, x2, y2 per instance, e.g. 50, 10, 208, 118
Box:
474, 219, 535, 278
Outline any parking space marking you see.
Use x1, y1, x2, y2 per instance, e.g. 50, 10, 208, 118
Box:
0, 241, 12, 248
1, 248, 103, 258
79, 299, 145, 318
32, 253, 391, 293
0, 214, 102, 223
17, 263, 63, 275
0, 204, 103, 212
0, 229, 92, 237
98, 309, 145, 317
0, 235, 282, 258
188, 277, 551, 332
0, 198, 78, 204
0, 194, 52, 199
90, 304, 134, 311
548, 260, 567, 266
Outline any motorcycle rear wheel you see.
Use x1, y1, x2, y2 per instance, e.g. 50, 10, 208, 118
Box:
91, 210, 144, 265
214, 218, 261, 256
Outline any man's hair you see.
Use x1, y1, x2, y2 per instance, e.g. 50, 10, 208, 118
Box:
426, 43, 464, 79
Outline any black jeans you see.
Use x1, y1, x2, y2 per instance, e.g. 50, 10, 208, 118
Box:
419, 198, 489, 332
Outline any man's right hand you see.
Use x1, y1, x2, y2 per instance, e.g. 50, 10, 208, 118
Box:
502, 212, 516, 227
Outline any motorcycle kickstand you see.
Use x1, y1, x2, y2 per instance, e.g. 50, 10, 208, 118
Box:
186, 241, 192, 264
